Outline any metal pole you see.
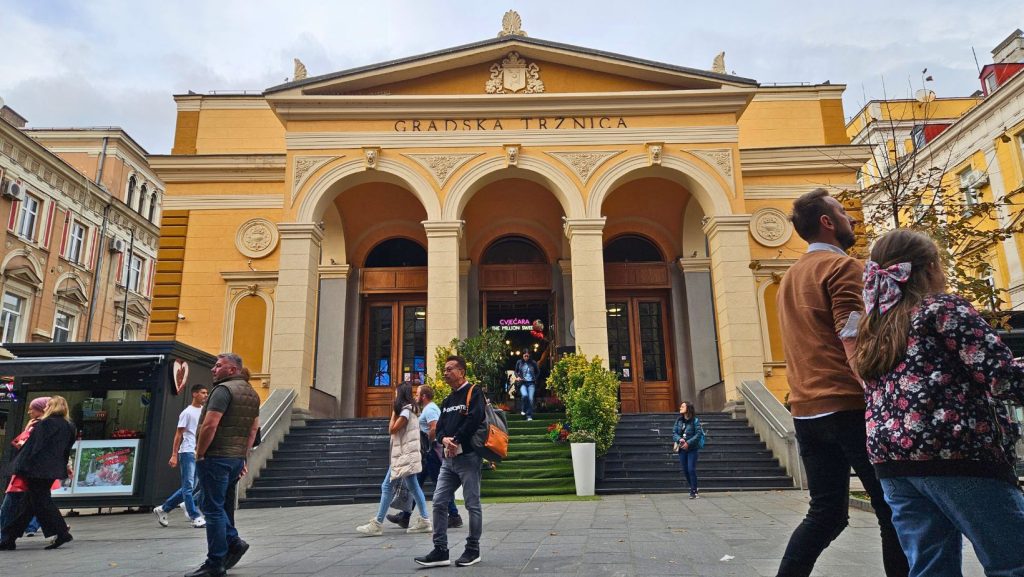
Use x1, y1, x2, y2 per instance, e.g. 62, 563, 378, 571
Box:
120, 227, 135, 341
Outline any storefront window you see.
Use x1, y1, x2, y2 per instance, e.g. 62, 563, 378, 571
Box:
25, 389, 149, 497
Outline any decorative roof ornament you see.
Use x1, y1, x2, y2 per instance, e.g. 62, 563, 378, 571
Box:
711, 52, 725, 74
293, 58, 308, 81
485, 52, 544, 94
498, 10, 527, 37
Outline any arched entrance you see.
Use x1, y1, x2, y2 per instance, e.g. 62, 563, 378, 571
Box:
360, 237, 427, 417
604, 235, 676, 413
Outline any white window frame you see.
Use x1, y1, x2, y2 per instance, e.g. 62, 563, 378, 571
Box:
984, 73, 998, 94
120, 323, 136, 342
125, 254, 143, 292
1, 292, 26, 344
17, 194, 40, 240
959, 167, 980, 207
52, 310, 75, 343
67, 221, 87, 263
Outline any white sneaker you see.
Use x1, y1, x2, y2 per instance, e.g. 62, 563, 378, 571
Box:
406, 516, 432, 534
521, 411, 526, 416
153, 506, 169, 527
179, 502, 190, 520
526, 416, 533, 421
192, 517, 207, 528
356, 518, 384, 536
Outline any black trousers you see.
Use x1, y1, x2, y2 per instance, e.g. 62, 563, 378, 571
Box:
0, 477, 70, 544
777, 410, 908, 577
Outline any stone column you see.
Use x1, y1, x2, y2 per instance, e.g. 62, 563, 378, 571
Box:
677, 257, 722, 399
703, 215, 764, 402
459, 259, 471, 339
314, 264, 350, 417
564, 218, 608, 365
558, 259, 575, 347
986, 146, 1024, 308
269, 223, 323, 410
424, 221, 463, 367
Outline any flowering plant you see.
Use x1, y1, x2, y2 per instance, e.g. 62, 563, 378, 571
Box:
546, 422, 570, 443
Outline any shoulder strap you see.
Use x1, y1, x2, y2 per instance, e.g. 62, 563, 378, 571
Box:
461, 384, 476, 416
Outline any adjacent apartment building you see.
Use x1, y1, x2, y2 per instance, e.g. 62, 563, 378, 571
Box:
847, 28, 1024, 310
0, 105, 161, 345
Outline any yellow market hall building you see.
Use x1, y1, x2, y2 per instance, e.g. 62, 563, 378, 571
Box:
149, 15, 870, 418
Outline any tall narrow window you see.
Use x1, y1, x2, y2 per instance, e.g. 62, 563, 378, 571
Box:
126, 255, 143, 292
17, 195, 39, 240
1, 293, 24, 344
147, 192, 158, 222
959, 168, 980, 207
138, 184, 147, 213
53, 311, 74, 343
126, 175, 137, 208
67, 221, 86, 263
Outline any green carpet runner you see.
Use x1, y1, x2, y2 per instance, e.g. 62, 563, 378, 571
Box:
481, 413, 575, 497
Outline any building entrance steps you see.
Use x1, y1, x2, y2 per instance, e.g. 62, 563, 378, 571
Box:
481, 413, 576, 498
596, 412, 795, 494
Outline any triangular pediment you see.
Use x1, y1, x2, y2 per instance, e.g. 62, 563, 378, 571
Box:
56, 283, 90, 308
266, 36, 756, 98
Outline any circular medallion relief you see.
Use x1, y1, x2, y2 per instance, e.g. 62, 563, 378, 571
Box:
750, 208, 792, 247
235, 218, 279, 259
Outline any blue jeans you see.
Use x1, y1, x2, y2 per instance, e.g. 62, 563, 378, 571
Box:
196, 457, 245, 567
160, 452, 201, 519
375, 467, 428, 523
881, 476, 1024, 577
519, 382, 535, 417
677, 448, 699, 494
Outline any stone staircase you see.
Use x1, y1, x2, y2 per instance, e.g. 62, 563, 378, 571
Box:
596, 412, 795, 494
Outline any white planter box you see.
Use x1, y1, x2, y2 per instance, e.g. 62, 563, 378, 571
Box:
570, 442, 596, 496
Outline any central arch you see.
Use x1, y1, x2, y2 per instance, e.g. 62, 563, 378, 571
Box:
444, 155, 585, 220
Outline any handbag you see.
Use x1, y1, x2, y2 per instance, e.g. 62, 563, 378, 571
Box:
464, 385, 509, 461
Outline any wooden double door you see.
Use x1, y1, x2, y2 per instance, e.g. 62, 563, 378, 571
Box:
361, 297, 426, 417
606, 293, 676, 413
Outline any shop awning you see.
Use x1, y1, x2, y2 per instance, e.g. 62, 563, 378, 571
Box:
0, 355, 164, 377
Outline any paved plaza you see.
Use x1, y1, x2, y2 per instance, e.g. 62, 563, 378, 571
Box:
2, 491, 984, 577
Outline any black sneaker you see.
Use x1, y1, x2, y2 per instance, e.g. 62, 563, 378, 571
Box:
224, 540, 249, 570
387, 512, 410, 529
183, 561, 226, 577
455, 547, 481, 567
415, 547, 451, 567
447, 514, 464, 528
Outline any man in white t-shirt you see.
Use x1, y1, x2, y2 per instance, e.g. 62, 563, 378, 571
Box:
154, 383, 208, 528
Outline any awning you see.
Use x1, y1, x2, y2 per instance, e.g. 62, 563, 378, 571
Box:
0, 355, 164, 377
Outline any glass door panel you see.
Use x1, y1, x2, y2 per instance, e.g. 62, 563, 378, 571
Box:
367, 305, 393, 386
606, 302, 632, 381
637, 301, 667, 382
401, 305, 427, 382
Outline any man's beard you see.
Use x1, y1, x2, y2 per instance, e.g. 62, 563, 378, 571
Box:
837, 229, 856, 251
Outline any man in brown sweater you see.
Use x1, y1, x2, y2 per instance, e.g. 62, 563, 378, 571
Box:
774, 189, 908, 577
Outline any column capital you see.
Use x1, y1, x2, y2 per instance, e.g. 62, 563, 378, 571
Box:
277, 222, 325, 241
676, 257, 711, 272
702, 214, 752, 237
422, 220, 464, 238
557, 258, 573, 275
563, 217, 606, 239
318, 264, 351, 279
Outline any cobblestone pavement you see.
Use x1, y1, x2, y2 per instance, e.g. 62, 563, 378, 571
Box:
1, 491, 984, 576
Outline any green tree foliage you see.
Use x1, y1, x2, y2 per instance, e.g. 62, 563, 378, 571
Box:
428, 329, 509, 403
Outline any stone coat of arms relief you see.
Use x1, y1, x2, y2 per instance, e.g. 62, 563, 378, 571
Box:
486, 52, 544, 94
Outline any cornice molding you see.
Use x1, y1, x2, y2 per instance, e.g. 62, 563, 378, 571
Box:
752, 86, 846, 102
149, 154, 287, 183
277, 222, 324, 242
743, 183, 855, 200
676, 257, 711, 272
220, 271, 280, 283
267, 89, 755, 121
563, 217, 606, 238
740, 146, 872, 176
161, 194, 284, 210
422, 220, 465, 238
702, 214, 752, 236
318, 264, 351, 279
287, 125, 739, 150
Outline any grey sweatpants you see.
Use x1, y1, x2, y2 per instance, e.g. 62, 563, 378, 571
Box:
431, 452, 482, 550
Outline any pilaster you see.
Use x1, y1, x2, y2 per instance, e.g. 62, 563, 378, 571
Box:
564, 218, 608, 365
424, 221, 464, 368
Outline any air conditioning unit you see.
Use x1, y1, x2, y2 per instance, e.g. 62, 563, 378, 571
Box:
108, 237, 126, 253
960, 170, 989, 190
2, 178, 24, 201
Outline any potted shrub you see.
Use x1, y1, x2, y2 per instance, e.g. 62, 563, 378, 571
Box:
548, 354, 620, 495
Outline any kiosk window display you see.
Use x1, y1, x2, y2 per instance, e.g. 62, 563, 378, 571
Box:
0, 341, 216, 509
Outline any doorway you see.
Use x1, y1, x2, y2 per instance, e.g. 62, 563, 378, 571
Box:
606, 296, 675, 413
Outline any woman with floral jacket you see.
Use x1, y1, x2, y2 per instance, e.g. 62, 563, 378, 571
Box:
855, 229, 1024, 577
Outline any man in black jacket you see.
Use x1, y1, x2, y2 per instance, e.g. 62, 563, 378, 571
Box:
415, 355, 485, 568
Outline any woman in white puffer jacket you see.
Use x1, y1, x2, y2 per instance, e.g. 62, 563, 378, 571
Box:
357, 382, 432, 536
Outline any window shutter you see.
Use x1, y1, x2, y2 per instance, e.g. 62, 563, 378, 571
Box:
7, 199, 18, 231
43, 202, 57, 248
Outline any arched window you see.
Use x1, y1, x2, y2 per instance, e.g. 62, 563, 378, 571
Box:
125, 175, 137, 208
147, 191, 159, 222
138, 184, 147, 213
364, 238, 427, 267
603, 235, 664, 263
482, 236, 546, 264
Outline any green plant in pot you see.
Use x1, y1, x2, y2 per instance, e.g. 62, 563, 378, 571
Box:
547, 354, 619, 457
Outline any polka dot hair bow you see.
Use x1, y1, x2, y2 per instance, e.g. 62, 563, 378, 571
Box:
863, 260, 912, 315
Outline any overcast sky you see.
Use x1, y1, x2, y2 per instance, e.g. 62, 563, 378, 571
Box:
1, 1, 1020, 153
